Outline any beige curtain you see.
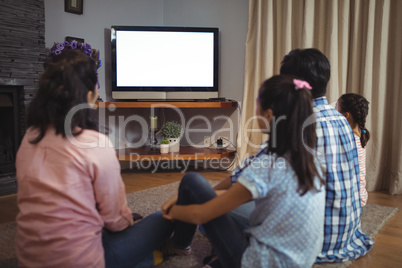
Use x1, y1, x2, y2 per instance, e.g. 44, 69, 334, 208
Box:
238, 0, 402, 194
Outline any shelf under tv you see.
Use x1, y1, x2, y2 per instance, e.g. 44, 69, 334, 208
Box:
117, 146, 236, 161
97, 101, 238, 167
96, 101, 237, 108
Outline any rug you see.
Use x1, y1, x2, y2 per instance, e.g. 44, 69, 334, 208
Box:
0, 174, 17, 196
0, 181, 399, 268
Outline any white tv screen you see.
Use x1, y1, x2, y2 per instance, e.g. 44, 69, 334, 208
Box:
112, 26, 219, 93
116, 31, 215, 87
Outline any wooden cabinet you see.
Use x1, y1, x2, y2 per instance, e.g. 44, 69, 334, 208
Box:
97, 101, 236, 109
117, 146, 235, 161
96, 101, 237, 162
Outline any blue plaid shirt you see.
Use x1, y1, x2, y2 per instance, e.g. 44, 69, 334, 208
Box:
313, 97, 374, 262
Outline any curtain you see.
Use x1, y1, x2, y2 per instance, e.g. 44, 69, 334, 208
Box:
238, 0, 402, 194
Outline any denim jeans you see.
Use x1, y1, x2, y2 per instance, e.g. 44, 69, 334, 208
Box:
199, 196, 254, 234
102, 211, 174, 268
171, 172, 249, 268
229, 201, 254, 230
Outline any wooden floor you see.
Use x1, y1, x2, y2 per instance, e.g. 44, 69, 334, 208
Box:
0, 169, 401, 268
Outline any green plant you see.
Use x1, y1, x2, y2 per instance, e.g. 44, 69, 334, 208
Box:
160, 139, 169, 144
161, 121, 182, 138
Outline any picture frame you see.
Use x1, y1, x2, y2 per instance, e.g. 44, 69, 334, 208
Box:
64, 0, 83, 15
65, 36, 85, 43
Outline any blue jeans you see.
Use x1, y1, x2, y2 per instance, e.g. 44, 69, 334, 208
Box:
102, 211, 174, 268
199, 197, 254, 234
229, 201, 254, 230
171, 172, 249, 268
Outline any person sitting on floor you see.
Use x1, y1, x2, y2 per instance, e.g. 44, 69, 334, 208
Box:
280, 48, 374, 262
15, 42, 173, 268
336, 93, 371, 207
160, 75, 326, 268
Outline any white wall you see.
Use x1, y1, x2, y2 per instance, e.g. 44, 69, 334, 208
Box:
44, 0, 248, 102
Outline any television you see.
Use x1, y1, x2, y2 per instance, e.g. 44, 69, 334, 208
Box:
111, 26, 219, 100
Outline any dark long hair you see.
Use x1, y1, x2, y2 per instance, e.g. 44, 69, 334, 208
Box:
338, 93, 370, 148
280, 48, 330, 99
27, 49, 100, 144
258, 75, 324, 195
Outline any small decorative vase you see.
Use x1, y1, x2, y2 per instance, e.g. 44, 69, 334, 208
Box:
160, 144, 169, 154
168, 138, 180, 153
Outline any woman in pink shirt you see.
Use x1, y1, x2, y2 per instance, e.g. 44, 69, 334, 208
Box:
16, 45, 173, 268
336, 93, 370, 207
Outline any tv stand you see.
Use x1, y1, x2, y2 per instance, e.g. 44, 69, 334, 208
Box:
118, 99, 226, 102
97, 101, 235, 108
96, 101, 237, 169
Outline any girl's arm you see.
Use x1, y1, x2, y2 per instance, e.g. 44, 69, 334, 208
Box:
163, 182, 252, 225
213, 176, 232, 191
161, 194, 178, 216
161, 189, 227, 217
161, 176, 231, 216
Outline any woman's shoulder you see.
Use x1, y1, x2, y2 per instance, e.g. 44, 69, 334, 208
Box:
23, 127, 111, 145
24, 127, 116, 158
78, 129, 109, 141
67, 129, 114, 150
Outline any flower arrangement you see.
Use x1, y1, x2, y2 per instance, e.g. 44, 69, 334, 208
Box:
48, 40, 101, 69
161, 121, 182, 153
161, 121, 182, 139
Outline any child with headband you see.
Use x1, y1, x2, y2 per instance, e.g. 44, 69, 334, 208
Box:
160, 75, 325, 268
337, 93, 370, 206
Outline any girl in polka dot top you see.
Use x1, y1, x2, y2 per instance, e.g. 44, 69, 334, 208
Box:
161, 75, 326, 268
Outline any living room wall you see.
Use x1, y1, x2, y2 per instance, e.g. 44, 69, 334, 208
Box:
0, 0, 45, 122
44, 0, 249, 102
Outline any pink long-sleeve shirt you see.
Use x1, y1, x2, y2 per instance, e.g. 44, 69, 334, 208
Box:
15, 127, 132, 268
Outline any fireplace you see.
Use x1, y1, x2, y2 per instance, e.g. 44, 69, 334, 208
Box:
0, 86, 23, 174
0, 0, 44, 195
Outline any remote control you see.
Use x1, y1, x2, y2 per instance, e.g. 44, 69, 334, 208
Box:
208, 98, 227, 102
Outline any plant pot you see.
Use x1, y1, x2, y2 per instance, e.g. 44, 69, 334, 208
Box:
168, 138, 180, 153
160, 144, 169, 154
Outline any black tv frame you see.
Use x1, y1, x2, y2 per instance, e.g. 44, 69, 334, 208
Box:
111, 25, 219, 100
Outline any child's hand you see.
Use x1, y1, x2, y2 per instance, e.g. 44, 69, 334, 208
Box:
161, 195, 178, 216
132, 213, 143, 221
162, 206, 176, 221
215, 190, 227, 196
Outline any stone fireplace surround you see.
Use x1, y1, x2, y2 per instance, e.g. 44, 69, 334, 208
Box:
0, 84, 23, 174
0, 0, 45, 190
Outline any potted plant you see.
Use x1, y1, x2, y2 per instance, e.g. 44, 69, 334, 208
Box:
160, 139, 169, 154
161, 121, 182, 153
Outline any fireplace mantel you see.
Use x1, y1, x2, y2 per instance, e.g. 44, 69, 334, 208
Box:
0, 78, 35, 87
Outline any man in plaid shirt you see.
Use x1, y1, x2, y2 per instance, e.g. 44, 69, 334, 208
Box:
280, 48, 374, 262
